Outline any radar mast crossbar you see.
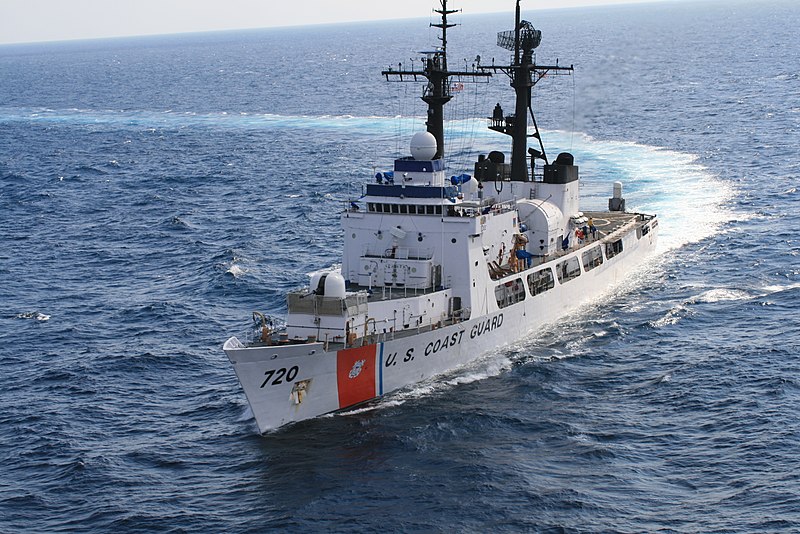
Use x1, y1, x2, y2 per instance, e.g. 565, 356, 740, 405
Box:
381, 0, 491, 160
480, 0, 573, 179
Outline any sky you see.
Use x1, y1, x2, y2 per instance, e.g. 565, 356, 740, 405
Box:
0, 0, 665, 45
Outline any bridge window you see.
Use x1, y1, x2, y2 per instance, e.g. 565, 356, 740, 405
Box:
368, 203, 444, 216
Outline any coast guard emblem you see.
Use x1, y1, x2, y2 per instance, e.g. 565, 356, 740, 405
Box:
349, 359, 365, 379
336, 345, 376, 409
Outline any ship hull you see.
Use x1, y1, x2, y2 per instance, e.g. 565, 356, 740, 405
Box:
225, 224, 658, 433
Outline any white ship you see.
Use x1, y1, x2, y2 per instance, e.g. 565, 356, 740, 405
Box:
224, 0, 658, 433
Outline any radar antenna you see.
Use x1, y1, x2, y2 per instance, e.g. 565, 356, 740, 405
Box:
382, 0, 491, 160
481, 0, 573, 180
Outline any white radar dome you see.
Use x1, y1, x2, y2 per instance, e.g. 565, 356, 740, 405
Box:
410, 132, 437, 160
323, 272, 346, 299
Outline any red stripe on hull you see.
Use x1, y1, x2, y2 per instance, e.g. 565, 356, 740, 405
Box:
336, 345, 377, 409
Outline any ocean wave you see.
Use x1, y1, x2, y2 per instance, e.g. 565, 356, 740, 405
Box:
761, 282, 800, 295
15, 311, 50, 321
650, 303, 690, 328
691, 288, 753, 304
226, 264, 246, 278
649, 286, 757, 327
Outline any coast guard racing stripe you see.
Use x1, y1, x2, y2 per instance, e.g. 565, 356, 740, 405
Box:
336, 345, 377, 409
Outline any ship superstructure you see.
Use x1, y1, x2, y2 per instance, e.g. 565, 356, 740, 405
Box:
224, 0, 658, 433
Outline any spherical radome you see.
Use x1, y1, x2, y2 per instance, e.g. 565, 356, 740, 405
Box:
410, 131, 437, 160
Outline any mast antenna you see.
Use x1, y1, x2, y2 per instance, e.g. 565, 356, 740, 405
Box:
481, 0, 573, 179
431, 0, 458, 71
382, 1, 491, 160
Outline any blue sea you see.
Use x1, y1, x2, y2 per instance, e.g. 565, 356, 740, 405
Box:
2, 0, 799, 531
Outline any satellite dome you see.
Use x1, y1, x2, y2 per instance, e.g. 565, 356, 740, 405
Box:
410, 132, 437, 160
323, 272, 346, 299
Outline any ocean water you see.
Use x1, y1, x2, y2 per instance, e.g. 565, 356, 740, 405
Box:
1, 0, 799, 531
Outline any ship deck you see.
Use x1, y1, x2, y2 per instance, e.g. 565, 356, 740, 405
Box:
583, 210, 644, 239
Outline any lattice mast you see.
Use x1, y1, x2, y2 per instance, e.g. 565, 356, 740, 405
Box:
482, 0, 574, 181
382, 0, 490, 160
